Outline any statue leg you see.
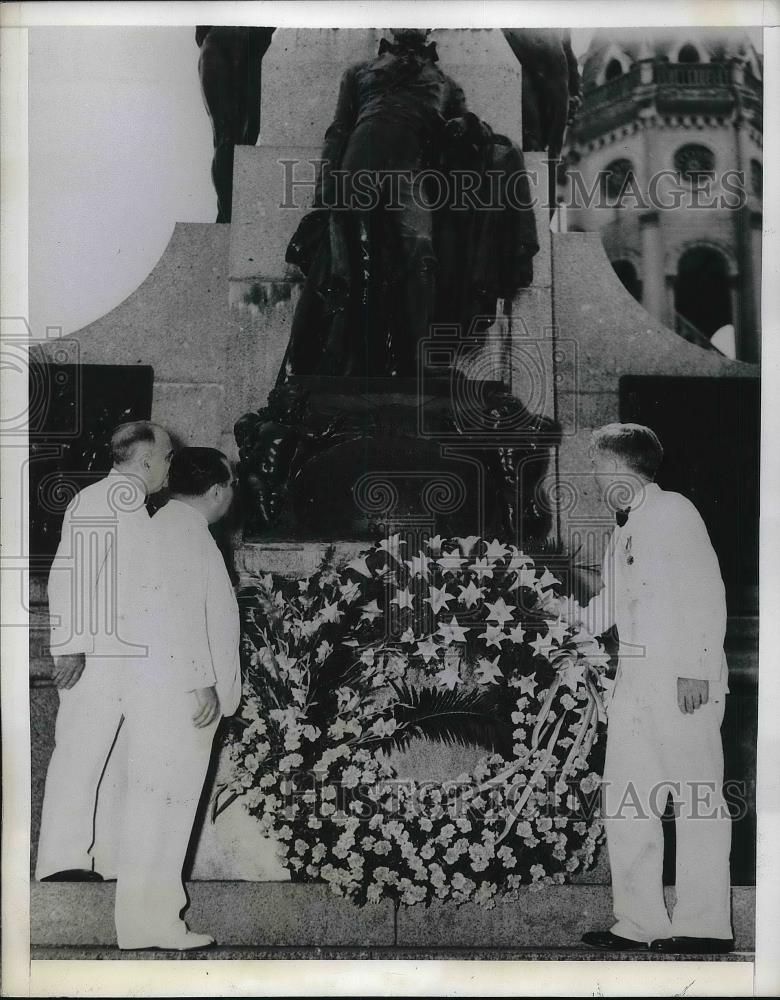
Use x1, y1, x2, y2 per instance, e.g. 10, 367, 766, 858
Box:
538, 45, 570, 161
390, 172, 436, 377
521, 71, 546, 152
198, 29, 252, 223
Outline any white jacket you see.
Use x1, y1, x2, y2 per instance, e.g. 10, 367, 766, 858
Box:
143, 500, 242, 717
583, 483, 728, 687
47, 469, 150, 659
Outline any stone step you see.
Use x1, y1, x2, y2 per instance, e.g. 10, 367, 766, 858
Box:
31, 944, 755, 961
31, 881, 754, 950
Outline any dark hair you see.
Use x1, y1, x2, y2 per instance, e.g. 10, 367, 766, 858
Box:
110, 420, 160, 465
590, 423, 664, 480
168, 447, 231, 497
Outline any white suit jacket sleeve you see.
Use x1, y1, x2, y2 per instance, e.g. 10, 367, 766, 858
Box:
47, 497, 105, 656
152, 519, 218, 692
204, 540, 242, 717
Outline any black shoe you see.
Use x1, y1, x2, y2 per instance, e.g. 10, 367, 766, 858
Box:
40, 869, 103, 883
650, 936, 735, 954
582, 930, 649, 951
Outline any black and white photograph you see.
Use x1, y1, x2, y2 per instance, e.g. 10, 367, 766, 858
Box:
1, 1, 778, 996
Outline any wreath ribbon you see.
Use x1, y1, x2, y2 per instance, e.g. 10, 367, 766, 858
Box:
476, 662, 605, 845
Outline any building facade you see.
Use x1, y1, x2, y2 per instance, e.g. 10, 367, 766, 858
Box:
562, 28, 762, 363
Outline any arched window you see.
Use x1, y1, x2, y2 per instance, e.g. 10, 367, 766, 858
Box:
750, 159, 762, 199
674, 246, 731, 338
611, 260, 643, 303
605, 58, 623, 81
678, 44, 701, 63
674, 144, 715, 186
600, 159, 635, 203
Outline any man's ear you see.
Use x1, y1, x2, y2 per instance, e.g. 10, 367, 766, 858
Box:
138, 448, 154, 470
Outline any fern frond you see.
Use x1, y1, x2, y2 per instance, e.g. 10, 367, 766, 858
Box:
387, 682, 512, 754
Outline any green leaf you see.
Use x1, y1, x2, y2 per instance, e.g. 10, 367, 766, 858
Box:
386, 682, 512, 754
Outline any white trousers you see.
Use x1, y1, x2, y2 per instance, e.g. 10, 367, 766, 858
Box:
114, 677, 217, 948
36, 660, 124, 879
603, 666, 733, 943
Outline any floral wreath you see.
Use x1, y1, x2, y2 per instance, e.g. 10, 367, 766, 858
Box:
219, 535, 613, 908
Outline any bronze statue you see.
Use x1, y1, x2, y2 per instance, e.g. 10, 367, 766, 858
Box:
280, 29, 539, 380
234, 30, 548, 541
196, 26, 276, 222
501, 28, 581, 161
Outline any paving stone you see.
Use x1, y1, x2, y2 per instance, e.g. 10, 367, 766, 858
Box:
31, 882, 754, 951
31, 882, 395, 948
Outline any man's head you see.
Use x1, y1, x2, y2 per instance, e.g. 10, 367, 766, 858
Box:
589, 423, 663, 506
167, 447, 235, 524
110, 421, 173, 496
390, 28, 431, 49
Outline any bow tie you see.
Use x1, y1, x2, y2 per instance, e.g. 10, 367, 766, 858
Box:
378, 38, 439, 62
615, 508, 631, 527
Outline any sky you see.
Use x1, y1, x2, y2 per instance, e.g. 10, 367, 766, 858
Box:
28, 24, 759, 337
29, 27, 215, 337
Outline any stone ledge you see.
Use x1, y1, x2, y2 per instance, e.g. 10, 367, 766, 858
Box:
236, 540, 367, 581
31, 881, 754, 950
31, 944, 755, 962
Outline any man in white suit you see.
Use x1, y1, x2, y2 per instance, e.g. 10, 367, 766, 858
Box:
37, 420, 173, 882
114, 447, 242, 951
572, 424, 733, 954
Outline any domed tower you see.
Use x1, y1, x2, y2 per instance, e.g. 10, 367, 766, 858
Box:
562, 28, 762, 362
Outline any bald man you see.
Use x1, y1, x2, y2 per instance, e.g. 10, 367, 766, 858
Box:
36, 420, 173, 882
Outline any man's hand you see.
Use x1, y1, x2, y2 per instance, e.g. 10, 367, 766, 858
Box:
52, 653, 85, 690
192, 686, 220, 728
677, 677, 709, 715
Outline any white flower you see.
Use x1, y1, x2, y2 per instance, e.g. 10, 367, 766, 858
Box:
370, 717, 397, 738
279, 753, 303, 770
341, 765, 361, 789
438, 823, 456, 844
530, 863, 546, 880
474, 882, 498, 906
339, 580, 362, 603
